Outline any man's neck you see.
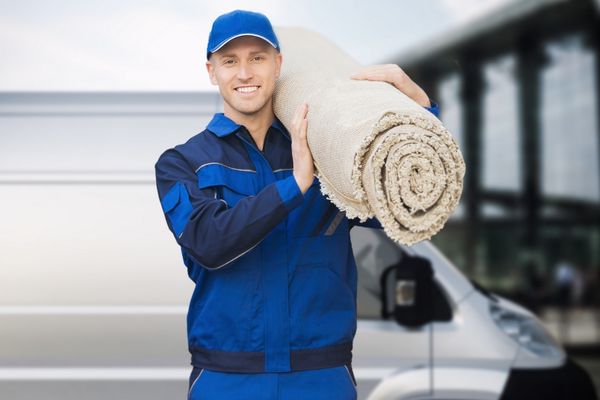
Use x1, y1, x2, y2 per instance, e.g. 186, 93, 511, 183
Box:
224, 105, 274, 151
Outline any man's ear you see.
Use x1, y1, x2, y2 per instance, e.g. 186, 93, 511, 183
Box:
206, 60, 218, 86
274, 52, 282, 80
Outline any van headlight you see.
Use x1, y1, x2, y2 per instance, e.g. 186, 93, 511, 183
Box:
489, 303, 562, 358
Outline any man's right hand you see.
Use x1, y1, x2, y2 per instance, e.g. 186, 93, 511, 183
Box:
290, 102, 315, 194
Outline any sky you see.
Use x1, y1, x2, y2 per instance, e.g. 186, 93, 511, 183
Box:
0, 0, 519, 92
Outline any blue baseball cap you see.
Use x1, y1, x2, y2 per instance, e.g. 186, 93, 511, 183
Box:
206, 10, 280, 60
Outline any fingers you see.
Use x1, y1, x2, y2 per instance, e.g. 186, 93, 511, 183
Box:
300, 113, 308, 140
290, 102, 314, 193
351, 71, 386, 81
291, 102, 303, 126
299, 103, 308, 136
291, 102, 308, 138
298, 101, 308, 119
350, 64, 403, 82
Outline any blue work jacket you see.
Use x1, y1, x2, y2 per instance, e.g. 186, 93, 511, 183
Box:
154, 102, 440, 373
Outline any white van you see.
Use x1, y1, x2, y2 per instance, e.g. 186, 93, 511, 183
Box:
0, 92, 595, 400
349, 226, 597, 399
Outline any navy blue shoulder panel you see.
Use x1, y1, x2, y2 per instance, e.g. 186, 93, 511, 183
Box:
174, 129, 256, 173
167, 125, 295, 174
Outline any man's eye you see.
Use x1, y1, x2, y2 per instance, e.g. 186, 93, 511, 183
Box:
224, 60, 234, 65
253, 56, 263, 61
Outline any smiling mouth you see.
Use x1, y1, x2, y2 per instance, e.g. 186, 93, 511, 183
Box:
235, 86, 260, 93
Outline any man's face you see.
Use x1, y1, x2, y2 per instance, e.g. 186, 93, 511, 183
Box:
206, 35, 282, 118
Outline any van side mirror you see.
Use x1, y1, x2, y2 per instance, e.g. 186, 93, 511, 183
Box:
380, 255, 434, 328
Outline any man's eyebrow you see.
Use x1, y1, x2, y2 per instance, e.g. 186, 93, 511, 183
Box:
218, 50, 269, 58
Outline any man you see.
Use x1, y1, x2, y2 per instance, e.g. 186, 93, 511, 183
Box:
154, 9, 439, 400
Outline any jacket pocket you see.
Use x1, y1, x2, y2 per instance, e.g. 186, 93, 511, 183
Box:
288, 262, 356, 348
192, 262, 263, 351
161, 181, 193, 237
197, 163, 257, 208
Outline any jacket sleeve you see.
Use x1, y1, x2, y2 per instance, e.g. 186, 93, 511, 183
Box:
424, 100, 440, 119
349, 100, 440, 230
155, 149, 304, 270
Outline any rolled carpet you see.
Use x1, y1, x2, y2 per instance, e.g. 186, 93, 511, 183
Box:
272, 26, 466, 246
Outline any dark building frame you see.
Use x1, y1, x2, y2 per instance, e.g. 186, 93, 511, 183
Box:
391, 0, 600, 277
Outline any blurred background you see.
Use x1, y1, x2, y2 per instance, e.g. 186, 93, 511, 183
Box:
1, 0, 599, 398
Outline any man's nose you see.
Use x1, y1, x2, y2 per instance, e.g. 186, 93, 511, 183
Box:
236, 62, 253, 80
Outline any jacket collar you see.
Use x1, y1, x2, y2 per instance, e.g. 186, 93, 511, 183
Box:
206, 112, 290, 140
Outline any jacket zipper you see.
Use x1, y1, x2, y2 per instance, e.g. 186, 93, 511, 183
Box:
238, 135, 274, 171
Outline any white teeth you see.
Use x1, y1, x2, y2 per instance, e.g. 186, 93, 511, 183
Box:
236, 86, 258, 93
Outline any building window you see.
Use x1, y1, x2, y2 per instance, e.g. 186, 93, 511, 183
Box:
439, 73, 465, 220
482, 53, 521, 192
439, 73, 464, 150
541, 33, 599, 202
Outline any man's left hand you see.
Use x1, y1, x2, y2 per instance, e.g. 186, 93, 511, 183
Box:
350, 64, 431, 107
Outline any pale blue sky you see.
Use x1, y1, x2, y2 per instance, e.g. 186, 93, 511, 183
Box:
0, 0, 516, 91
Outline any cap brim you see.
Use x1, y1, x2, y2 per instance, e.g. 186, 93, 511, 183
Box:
209, 33, 278, 53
